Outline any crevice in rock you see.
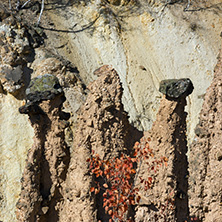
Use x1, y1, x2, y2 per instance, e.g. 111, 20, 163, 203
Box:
171, 97, 189, 221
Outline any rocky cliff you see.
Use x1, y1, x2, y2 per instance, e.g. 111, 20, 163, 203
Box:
0, 0, 222, 221
188, 48, 222, 222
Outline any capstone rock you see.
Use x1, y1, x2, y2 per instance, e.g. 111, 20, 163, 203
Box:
159, 78, 194, 99
25, 74, 63, 103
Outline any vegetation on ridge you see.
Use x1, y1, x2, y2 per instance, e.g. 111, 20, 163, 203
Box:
87, 137, 171, 221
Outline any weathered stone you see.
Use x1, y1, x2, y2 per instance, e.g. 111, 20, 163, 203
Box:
216, 151, 222, 161
32, 58, 64, 78
0, 20, 45, 71
0, 64, 24, 95
159, 78, 194, 99
45, 0, 222, 142
107, 0, 121, 6
25, 74, 63, 103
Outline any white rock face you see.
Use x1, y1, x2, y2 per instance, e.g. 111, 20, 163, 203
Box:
46, 1, 222, 143
0, 94, 34, 222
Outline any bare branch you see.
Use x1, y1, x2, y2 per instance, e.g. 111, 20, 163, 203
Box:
21, 0, 31, 9
184, 0, 191, 11
37, 0, 44, 26
8, 0, 12, 10
16, 0, 20, 10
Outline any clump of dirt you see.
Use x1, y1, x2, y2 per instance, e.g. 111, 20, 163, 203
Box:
188, 47, 222, 222
59, 65, 142, 222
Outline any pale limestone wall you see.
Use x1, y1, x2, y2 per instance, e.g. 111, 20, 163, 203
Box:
46, 0, 222, 144
0, 94, 34, 222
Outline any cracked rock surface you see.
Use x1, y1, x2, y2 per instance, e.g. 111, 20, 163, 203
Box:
188, 48, 222, 222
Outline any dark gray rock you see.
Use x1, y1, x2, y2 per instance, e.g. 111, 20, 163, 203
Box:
159, 78, 194, 99
0, 64, 24, 95
19, 74, 64, 115
26, 74, 63, 103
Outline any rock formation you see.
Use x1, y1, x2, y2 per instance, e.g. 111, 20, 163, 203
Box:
43, 0, 222, 140
188, 48, 222, 222
0, 9, 84, 220
59, 65, 141, 222
135, 79, 193, 222
16, 74, 70, 222
0, 0, 222, 221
